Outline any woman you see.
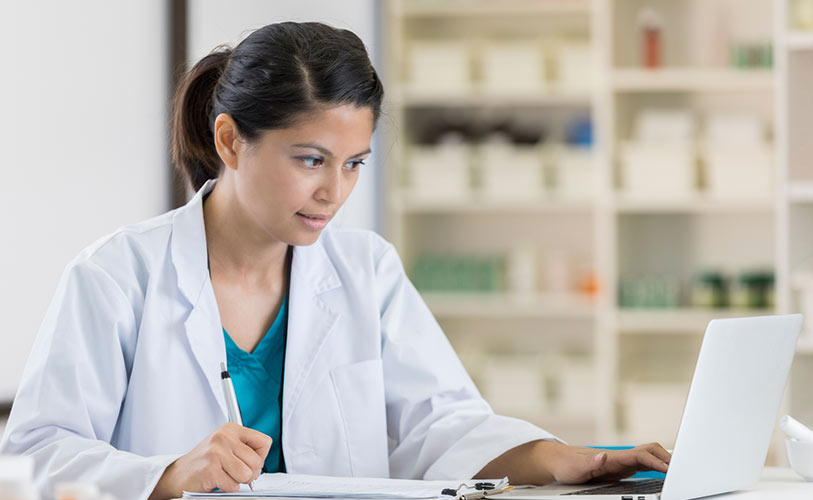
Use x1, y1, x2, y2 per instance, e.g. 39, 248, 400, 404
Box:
0, 22, 669, 500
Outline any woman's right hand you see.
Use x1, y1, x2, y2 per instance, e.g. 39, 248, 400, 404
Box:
149, 423, 272, 500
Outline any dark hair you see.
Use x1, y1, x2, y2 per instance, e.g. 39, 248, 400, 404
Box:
171, 22, 385, 191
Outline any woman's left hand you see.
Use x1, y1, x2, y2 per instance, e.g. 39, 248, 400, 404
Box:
543, 442, 671, 484
475, 440, 671, 486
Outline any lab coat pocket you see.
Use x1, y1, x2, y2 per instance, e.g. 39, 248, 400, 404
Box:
330, 358, 390, 477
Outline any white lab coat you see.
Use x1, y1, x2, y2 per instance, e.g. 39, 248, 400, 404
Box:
1, 180, 558, 500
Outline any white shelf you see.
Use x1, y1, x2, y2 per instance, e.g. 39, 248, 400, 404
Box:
786, 31, 813, 50
617, 308, 775, 333
397, 88, 592, 108
400, 0, 590, 18
396, 196, 594, 214
788, 182, 813, 202
612, 68, 774, 92
422, 292, 597, 319
615, 196, 775, 214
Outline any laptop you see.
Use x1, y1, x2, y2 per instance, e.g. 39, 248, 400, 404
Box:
501, 314, 803, 500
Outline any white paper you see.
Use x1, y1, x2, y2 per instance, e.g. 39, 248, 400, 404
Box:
183, 473, 508, 499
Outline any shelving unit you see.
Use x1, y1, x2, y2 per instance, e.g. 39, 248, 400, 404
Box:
611, 68, 774, 92
383, 0, 796, 456
776, 0, 813, 462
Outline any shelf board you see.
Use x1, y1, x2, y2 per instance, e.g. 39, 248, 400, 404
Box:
615, 195, 774, 214
786, 31, 813, 51
422, 292, 597, 318
397, 88, 592, 108
400, 0, 590, 18
396, 197, 594, 214
617, 308, 775, 333
788, 182, 813, 203
612, 68, 774, 92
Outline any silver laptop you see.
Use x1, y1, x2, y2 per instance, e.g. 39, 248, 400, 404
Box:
502, 314, 802, 500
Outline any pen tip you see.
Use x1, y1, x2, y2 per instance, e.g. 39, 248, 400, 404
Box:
220, 362, 227, 372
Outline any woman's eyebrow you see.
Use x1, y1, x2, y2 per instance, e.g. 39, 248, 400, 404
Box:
291, 143, 371, 159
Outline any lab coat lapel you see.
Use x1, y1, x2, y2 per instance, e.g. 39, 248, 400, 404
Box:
283, 237, 342, 426
171, 179, 228, 420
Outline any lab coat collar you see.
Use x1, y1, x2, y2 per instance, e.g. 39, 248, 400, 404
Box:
170, 179, 225, 418
170, 179, 215, 306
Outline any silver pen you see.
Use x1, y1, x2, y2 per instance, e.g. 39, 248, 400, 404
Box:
220, 362, 255, 491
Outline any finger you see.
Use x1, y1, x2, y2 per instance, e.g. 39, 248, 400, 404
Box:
644, 443, 672, 464
637, 450, 669, 473
220, 447, 257, 485
232, 440, 265, 478
587, 451, 608, 480
236, 427, 273, 457
215, 464, 242, 494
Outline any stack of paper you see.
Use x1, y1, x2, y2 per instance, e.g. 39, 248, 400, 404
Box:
183, 473, 508, 499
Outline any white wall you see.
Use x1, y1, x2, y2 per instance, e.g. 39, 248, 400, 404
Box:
0, 1, 170, 401
186, 0, 382, 232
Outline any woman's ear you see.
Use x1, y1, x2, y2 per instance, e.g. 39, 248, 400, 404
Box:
213, 113, 242, 171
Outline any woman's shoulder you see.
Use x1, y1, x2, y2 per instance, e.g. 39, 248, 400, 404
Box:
66, 208, 179, 289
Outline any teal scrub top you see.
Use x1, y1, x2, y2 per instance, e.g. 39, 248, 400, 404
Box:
223, 295, 287, 473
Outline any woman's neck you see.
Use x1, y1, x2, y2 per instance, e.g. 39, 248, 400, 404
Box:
202, 178, 290, 290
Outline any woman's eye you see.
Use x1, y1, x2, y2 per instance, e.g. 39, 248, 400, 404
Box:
300, 156, 324, 168
345, 160, 366, 170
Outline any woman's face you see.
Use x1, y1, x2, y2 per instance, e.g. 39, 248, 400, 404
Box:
225, 104, 375, 247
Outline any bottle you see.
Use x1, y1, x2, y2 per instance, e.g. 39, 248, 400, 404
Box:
638, 8, 663, 69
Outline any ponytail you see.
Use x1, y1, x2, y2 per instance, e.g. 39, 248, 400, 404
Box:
171, 46, 231, 191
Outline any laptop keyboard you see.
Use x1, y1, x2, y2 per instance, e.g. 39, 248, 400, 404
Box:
562, 478, 664, 496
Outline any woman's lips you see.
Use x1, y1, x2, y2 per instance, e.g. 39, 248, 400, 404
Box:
296, 212, 329, 230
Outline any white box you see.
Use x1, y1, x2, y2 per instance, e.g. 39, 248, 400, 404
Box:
555, 146, 595, 200
555, 42, 593, 93
620, 141, 696, 199
705, 113, 765, 146
478, 143, 544, 201
704, 145, 773, 200
408, 40, 471, 94
479, 40, 545, 94
635, 110, 694, 143
409, 145, 471, 201
624, 383, 688, 445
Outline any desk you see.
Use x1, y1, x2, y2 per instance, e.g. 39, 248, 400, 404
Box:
723, 467, 811, 498
171, 468, 811, 499
501, 468, 811, 499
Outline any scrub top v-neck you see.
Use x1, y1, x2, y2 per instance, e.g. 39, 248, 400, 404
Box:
223, 294, 288, 473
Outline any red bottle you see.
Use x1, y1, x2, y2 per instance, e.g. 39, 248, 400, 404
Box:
639, 8, 662, 69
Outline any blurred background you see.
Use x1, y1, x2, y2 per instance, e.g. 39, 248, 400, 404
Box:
2, 0, 813, 466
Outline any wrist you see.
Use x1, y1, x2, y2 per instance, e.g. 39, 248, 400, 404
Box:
530, 440, 567, 482
149, 461, 179, 500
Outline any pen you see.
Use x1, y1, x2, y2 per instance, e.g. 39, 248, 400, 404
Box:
220, 362, 255, 492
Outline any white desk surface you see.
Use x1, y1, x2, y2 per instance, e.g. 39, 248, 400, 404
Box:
172, 468, 811, 499
724, 467, 811, 498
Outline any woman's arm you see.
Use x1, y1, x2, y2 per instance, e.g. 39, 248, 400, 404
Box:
0, 259, 178, 500
475, 440, 671, 485
374, 241, 561, 480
